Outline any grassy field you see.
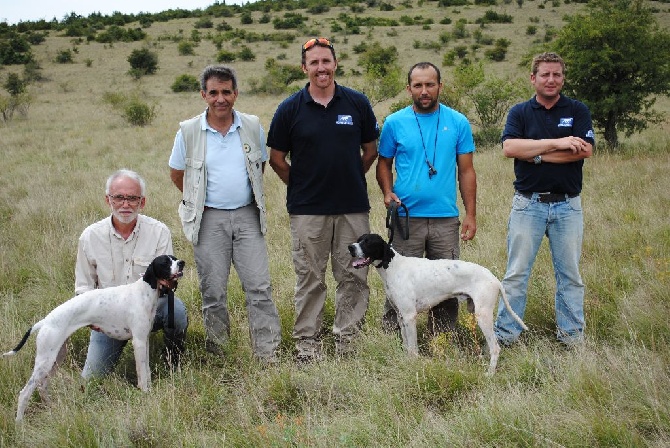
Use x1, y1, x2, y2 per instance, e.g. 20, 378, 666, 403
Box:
1, 0, 670, 446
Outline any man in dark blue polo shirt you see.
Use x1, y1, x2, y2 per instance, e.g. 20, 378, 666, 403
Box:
267, 37, 379, 361
494, 52, 594, 347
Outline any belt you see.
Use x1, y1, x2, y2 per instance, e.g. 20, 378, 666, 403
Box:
517, 191, 578, 203
204, 204, 251, 211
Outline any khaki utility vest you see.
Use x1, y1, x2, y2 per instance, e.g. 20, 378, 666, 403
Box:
177, 111, 267, 245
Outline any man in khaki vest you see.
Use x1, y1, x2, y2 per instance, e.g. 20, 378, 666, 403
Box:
169, 65, 281, 363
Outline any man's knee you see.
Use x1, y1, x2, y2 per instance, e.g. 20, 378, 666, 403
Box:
154, 296, 189, 333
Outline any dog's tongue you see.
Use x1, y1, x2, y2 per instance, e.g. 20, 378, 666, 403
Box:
352, 258, 370, 268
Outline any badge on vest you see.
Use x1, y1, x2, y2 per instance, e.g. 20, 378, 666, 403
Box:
243, 143, 251, 153
336, 115, 354, 125
558, 117, 574, 127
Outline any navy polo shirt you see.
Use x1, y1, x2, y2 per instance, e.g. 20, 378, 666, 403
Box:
502, 95, 595, 195
267, 82, 379, 215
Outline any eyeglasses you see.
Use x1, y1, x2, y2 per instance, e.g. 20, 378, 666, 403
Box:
108, 194, 142, 206
302, 37, 333, 53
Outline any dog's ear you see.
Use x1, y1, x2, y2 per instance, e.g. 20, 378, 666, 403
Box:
143, 259, 159, 290
380, 240, 394, 269
143, 255, 173, 290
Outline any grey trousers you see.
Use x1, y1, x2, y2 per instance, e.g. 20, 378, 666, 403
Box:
194, 204, 281, 358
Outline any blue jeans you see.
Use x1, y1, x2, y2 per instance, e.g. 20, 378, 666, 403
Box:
81, 294, 188, 378
494, 193, 585, 345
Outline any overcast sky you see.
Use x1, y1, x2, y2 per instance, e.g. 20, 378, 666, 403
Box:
1, 0, 238, 25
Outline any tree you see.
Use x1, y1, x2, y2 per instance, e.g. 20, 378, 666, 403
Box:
127, 48, 159, 78
554, 0, 670, 148
453, 63, 528, 146
355, 42, 404, 106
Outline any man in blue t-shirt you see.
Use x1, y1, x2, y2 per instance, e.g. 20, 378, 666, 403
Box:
267, 37, 379, 361
494, 52, 594, 347
377, 61, 477, 337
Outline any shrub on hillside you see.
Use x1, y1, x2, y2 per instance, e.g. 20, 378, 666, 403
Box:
171, 74, 200, 92
1, 73, 31, 122
103, 91, 156, 126
249, 58, 304, 94
95, 26, 146, 43
216, 49, 236, 63
23, 61, 45, 83
194, 17, 214, 28
240, 11, 253, 25
124, 99, 156, 126
237, 46, 256, 61
26, 32, 47, 45
127, 48, 159, 77
0, 33, 33, 65
4, 73, 27, 96
0, 92, 32, 122
476, 10, 514, 24
272, 12, 306, 29
55, 49, 74, 63
178, 40, 196, 55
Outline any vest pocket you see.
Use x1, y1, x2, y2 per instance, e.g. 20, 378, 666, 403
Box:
178, 200, 197, 242
182, 158, 204, 204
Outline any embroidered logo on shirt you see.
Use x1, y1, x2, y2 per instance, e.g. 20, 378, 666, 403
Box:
586, 130, 595, 139
558, 117, 574, 127
336, 115, 354, 125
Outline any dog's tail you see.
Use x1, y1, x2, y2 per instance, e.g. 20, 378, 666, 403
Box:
499, 283, 529, 331
2, 327, 36, 357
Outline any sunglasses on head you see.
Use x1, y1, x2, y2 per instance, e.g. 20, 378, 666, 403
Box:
302, 37, 333, 52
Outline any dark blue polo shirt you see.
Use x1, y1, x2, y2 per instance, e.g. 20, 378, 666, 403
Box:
502, 94, 595, 195
267, 82, 379, 215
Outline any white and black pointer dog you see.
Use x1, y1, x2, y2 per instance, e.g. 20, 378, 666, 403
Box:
348, 234, 527, 375
3, 254, 185, 422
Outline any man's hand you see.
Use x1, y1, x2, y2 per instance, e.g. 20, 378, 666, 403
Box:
460, 214, 477, 241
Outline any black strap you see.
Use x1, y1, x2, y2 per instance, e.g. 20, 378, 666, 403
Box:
167, 288, 175, 329
386, 201, 409, 245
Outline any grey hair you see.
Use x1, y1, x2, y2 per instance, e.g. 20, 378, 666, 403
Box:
105, 169, 146, 196
200, 64, 238, 91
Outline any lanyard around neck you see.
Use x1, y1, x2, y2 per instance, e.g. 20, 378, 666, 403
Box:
413, 110, 440, 179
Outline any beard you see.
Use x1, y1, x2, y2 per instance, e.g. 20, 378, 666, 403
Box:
111, 206, 139, 224
413, 95, 438, 112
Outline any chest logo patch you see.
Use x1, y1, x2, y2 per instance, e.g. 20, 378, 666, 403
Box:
558, 117, 574, 127
336, 115, 354, 125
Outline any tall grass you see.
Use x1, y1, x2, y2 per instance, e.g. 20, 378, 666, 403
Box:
1, 1, 669, 445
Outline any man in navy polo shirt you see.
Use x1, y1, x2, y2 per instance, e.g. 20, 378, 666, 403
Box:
494, 52, 594, 347
267, 37, 379, 361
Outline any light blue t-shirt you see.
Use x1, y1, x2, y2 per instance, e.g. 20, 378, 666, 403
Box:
169, 110, 267, 210
378, 104, 475, 217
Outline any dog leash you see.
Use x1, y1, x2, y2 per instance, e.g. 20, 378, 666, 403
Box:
386, 201, 409, 245
167, 288, 175, 329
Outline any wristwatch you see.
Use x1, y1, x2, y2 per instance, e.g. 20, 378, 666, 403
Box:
533, 155, 542, 165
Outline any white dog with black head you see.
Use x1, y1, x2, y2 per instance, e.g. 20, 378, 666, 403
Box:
348, 234, 526, 375
3, 254, 185, 422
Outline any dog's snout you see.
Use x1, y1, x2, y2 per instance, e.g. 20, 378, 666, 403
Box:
177, 260, 185, 270
347, 244, 356, 256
